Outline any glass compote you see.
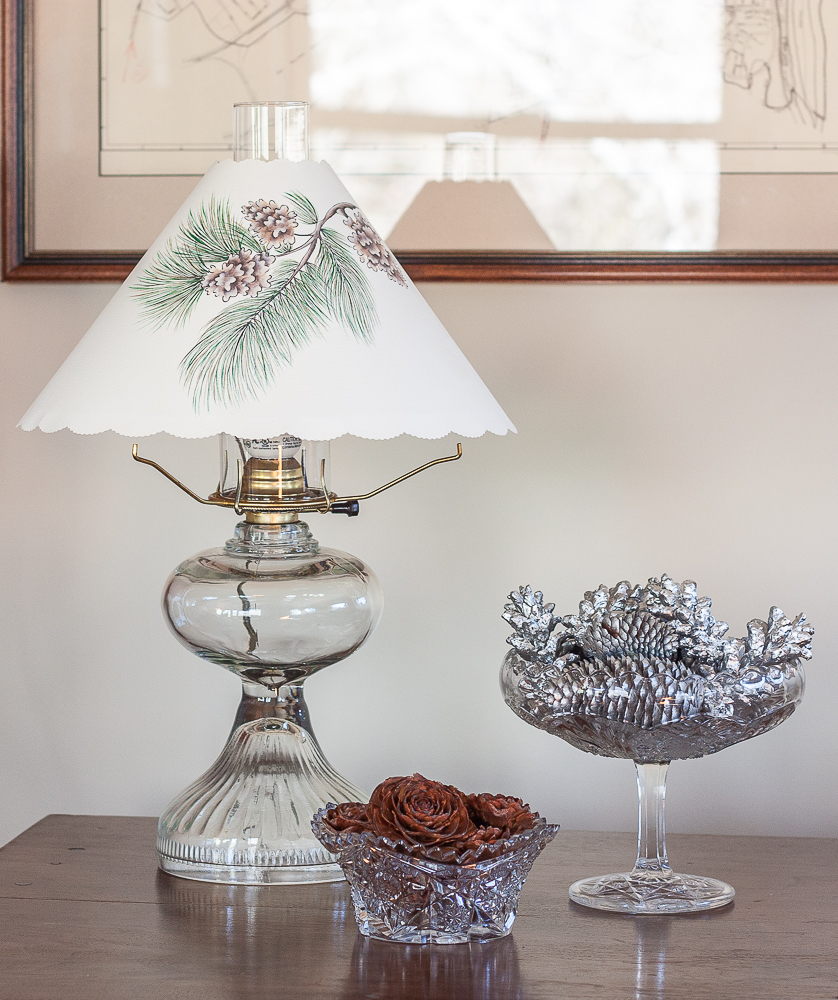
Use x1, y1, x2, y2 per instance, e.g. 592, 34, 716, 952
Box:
500, 576, 811, 914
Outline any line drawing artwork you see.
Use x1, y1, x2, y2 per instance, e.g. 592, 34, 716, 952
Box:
100, 0, 310, 171
724, 0, 827, 127
122, 0, 307, 100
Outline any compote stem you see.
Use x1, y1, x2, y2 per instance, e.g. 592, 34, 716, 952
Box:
633, 762, 672, 875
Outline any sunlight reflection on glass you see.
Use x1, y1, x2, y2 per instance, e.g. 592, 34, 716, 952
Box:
310, 0, 722, 123
309, 0, 723, 250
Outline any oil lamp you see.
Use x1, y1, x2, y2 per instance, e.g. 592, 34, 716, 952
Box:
20, 102, 514, 884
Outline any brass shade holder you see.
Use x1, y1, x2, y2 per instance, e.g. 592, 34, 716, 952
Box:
132, 442, 463, 521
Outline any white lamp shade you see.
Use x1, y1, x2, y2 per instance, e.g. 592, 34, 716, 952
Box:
20, 158, 515, 440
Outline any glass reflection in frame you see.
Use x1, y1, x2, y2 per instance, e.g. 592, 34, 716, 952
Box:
100, 0, 837, 253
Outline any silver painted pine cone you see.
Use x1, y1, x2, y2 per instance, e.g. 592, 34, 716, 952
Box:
501, 576, 811, 762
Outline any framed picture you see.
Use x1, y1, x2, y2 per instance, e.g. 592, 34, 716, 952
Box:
6, 0, 838, 282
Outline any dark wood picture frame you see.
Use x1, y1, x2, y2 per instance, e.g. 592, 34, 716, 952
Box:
6, 0, 838, 283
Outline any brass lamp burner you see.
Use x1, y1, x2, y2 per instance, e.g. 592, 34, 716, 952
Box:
241, 456, 305, 501
132, 442, 463, 522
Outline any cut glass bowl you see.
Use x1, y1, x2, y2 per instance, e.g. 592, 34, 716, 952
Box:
312, 808, 559, 944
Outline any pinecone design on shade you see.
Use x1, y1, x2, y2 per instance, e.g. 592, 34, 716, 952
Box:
201, 248, 274, 302
132, 184, 422, 413
344, 208, 408, 286
243, 199, 299, 247
501, 576, 812, 761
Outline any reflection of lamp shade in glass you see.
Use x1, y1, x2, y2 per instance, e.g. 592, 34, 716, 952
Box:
387, 180, 555, 252
389, 132, 553, 253
20, 158, 514, 440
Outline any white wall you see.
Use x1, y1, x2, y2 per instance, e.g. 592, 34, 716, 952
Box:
2, 279, 836, 848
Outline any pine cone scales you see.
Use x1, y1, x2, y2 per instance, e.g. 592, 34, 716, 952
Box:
520, 657, 702, 729
343, 208, 408, 286
201, 248, 273, 302
581, 610, 679, 661
503, 577, 812, 744
243, 199, 298, 247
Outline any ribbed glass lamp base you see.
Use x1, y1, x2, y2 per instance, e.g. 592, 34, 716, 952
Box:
157, 707, 366, 885
157, 855, 344, 885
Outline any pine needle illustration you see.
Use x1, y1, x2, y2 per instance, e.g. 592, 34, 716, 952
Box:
318, 227, 376, 341
133, 191, 395, 411
132, 198, 263, 329
180, 258, 330, 409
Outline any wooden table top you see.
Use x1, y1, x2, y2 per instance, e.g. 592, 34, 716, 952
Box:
0, 815, 835, 999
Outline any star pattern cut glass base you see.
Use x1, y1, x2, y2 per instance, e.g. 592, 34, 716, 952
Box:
569, 870, 735, 914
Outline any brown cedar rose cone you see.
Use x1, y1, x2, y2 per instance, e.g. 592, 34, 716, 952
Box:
324, 802, 370, 833
466, 793, 536, 836
323, 774, 540, 863
369, 774, 473, 847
